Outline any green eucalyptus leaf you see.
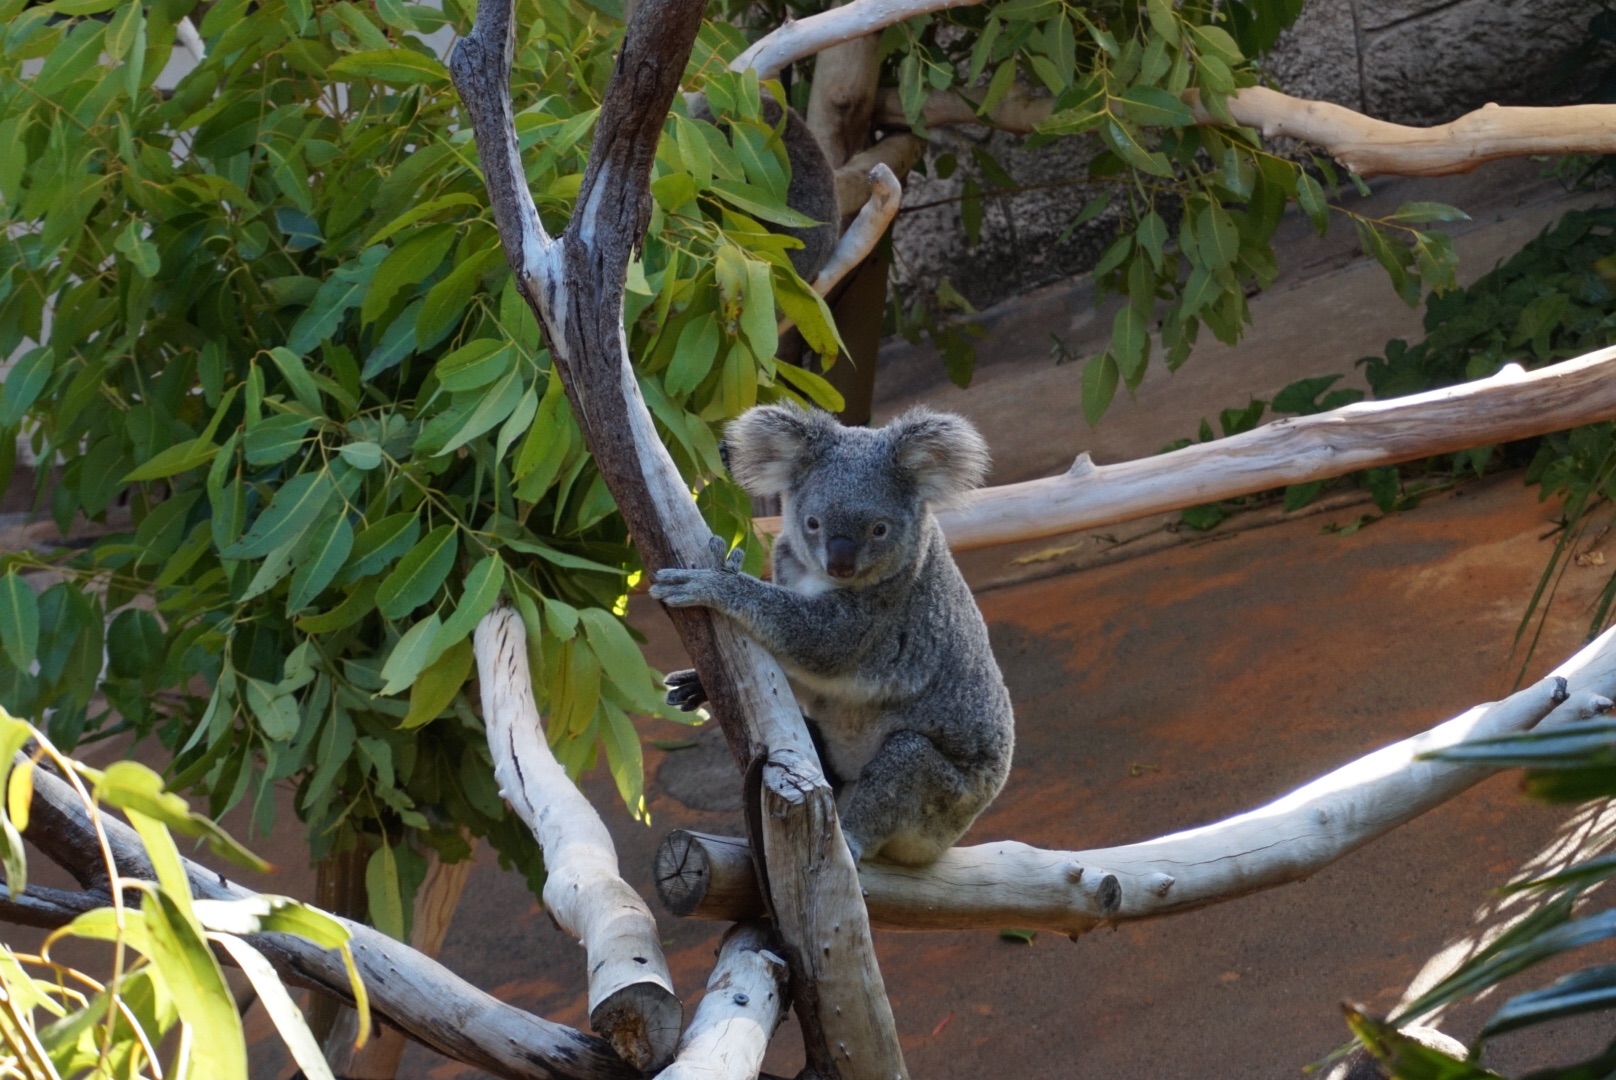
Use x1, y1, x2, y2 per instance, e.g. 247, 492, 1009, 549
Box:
379, 614, 442, 696
430, 554, 504, 656
329, 48, 448, 86
288, 516, 355, 613
223, 470, 336, 561
377, 526, 458, 620
0, 574, 39, 672
402, 638, 473, 729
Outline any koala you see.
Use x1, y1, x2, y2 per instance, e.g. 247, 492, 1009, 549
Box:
687, 95, 839, 283
650, 405, 1014, 866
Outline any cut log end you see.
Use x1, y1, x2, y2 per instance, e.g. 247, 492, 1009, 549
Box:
654, 830, 766, 921
653, 829, 708, 916
591, 982, 684, 1073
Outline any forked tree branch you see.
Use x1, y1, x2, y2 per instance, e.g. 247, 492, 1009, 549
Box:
17, 762, 636, 1080
475, 606, 682, 1071
755, 348, 1616, 553
738, 0, 1616, 177
656, 630, 1616, 935
449, 0, 908, 1074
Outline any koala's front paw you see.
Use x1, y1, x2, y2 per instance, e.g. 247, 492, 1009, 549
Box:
664, 668, 707, 711
649, 567, 726, 609
709, 535, 744, 574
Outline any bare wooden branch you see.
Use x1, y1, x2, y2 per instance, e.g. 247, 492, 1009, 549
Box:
450, 0, 908, 1073
653, 828, 758, 919
755, 349, 1616, 553
476, 606, 681, 1071
812, 163, 902, 297
1190, 89, 1616, 178
656, 922, 788, 1080
329, 839, 480, 1078
18, 762, 636, 1080
834, 135, 925, 220
803, 36, 881, 168
732, 0, 979, 80
656, 630, 1616, 936
872, 85, 1049, 135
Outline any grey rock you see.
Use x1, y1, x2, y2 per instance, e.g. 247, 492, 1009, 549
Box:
655, 725, 744, 812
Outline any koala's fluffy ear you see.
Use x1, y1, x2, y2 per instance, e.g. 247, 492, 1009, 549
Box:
723, 405, 832, 498
888, 407, 990, 505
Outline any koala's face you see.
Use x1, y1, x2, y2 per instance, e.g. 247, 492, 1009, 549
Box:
724, 404, 991, 591
786, 428, 921, 587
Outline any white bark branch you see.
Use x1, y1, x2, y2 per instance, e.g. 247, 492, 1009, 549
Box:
875, 83, 1616, 180
658, 629, 1616, 937
834, 136, 925, 221
1191, 88, 1616, 179
803, 35, 881, 168
475, 606, 682, 1072
731, 0, 978, 79
812, 163, 902, 297
655, 923, 788, 1080
755, 347, 1616, 553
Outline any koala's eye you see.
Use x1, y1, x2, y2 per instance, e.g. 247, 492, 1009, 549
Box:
871, 521, 889, 539
805, 516, 821, 532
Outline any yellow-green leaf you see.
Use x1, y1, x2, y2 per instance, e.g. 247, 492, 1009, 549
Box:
365, 843, 405, 940
402, 638, 473, 729
143, 888, 248, 1080
329, 48, 448, 86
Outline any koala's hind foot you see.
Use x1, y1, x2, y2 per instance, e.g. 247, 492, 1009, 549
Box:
841, 730, 1002, 867
664, 669, 707, 712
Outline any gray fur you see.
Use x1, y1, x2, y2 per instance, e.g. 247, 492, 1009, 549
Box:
651, 405, 1013, 866
688, 95, 839, 282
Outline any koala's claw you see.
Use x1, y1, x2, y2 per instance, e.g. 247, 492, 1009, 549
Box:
707, 536, 744, 574
649, 567, 720, 608
664, 668, 708, 711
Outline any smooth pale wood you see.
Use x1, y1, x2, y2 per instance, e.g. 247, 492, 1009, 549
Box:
802, 34, 881, 168
834, 135, 925, 221
655, 923, 789, 1080
475, 607, 681, 1071
732, 0, 979, 79
450, 0, 908, 1073
1194, 89, 1616, 178
18, 763, 637, 1080
329, 840, 480, 1078
659, 631, 1616, 937
754, 349, 1616, 552
813, 164, 901, 297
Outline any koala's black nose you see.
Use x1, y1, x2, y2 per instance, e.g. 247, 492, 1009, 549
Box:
826, 537, 858, 578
